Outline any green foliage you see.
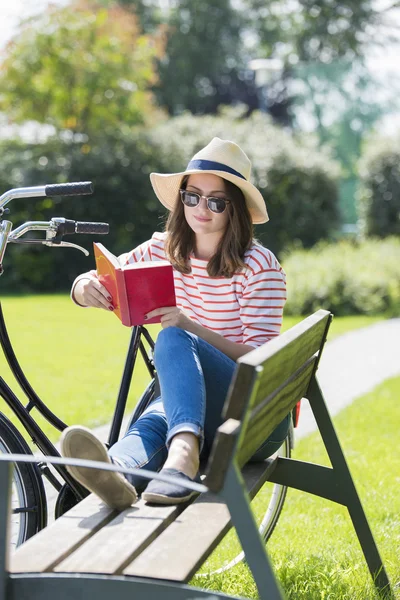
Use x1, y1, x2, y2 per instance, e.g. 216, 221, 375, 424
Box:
0, 130, 168, 291
0, 1, 164, 134
0, 109, 341, 292
357, 136, 400, 237
244, 0, 387, 63
290, 59, 386, 224
153, 0, 243, 115
282, 237, 400, 316
149, 108, 341, 255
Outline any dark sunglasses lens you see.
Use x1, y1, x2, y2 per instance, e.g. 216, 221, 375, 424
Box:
208, 198, 227, 213
182, 191, 200, 207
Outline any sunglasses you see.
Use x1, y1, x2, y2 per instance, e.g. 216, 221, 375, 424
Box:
179, 190, 231, 214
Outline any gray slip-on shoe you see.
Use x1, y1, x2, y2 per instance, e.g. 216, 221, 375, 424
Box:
60, 425, 137, 511
142, 468, 201, 505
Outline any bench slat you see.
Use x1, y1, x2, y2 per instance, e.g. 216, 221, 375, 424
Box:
54, 499, 184, 574
237, 358, 316, 466
246, 310, 329, 412
122, 460, 277, 582
206, 310, 330, 490
10, 494, 115, 573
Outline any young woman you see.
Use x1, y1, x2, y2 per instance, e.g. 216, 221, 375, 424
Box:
61, 137, 288, 508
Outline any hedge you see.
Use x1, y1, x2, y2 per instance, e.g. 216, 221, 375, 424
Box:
149, 108, 341, 256
357, 135, 400, 237
0, 108, 341, 291
282, 237, 400, 316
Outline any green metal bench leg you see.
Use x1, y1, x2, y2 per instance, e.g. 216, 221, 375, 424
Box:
222, 463, 285, 600
0, 462, 11, 600
307, 376, 392, 597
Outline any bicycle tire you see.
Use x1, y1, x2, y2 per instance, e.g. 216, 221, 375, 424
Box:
0, 412, 47, 548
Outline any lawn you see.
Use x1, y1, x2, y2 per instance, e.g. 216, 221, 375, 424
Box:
0, 294, 385, 443
1, 294, 397, 598
193, 376, 400, 599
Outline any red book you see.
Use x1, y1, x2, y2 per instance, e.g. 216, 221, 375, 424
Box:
93, 242, 176, 327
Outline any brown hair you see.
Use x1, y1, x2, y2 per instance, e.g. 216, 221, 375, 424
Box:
164, 176, 254, 278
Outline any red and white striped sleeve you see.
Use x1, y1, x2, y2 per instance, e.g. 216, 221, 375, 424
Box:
239, 246, 287, 348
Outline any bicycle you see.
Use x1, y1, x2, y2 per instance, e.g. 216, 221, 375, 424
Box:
0, 181, 296, 574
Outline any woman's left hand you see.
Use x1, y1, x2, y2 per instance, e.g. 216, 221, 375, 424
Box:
145, 307, 194, 331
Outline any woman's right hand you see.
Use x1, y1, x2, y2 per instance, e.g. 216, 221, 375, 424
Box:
72, 273, 114, 311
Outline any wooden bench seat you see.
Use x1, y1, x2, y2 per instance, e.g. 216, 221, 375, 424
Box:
0, 309, 393, 600
10, 460, 274, 581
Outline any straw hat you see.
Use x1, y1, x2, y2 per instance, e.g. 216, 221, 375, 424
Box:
150, 137, 269, 224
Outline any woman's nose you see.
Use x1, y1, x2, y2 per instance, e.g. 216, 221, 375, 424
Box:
196, 196, 209, 210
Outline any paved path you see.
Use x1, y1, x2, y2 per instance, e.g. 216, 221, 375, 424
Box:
295, 318, 400, 439
44, 318, 400, 520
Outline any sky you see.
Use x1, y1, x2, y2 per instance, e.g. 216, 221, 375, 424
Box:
0, 0, 399, 134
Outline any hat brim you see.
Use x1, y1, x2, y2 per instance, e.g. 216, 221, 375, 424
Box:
150, 170, 269, 224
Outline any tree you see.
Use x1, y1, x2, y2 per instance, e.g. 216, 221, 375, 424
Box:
288, 59, 393, 223
100, 0, 251, 116
243, 0, 399, 64
152, 0, 245, 115
0, 0, 165, 134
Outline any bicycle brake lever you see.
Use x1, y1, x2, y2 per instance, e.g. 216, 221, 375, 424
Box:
43, 241, 89, 256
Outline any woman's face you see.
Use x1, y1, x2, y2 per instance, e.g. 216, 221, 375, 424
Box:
183, 173, 230, 238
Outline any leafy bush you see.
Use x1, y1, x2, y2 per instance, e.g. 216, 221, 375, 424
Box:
0, 130, 167, 292
357, 135, 400, 237
149, 107, 341, 256
0, 108, 341, 292
282, 237, 400, 316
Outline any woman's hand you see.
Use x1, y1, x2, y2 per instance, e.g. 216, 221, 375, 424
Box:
145, 307, 194, 331
73, 274, 114, 311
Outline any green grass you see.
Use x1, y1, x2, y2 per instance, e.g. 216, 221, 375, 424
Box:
282, 314, 383, 339
0, 294, 385, 443
0, 294, 156, 441
192, 376, 400, 599
1, 294, 397, 597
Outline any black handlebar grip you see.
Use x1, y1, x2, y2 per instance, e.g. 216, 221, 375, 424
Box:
45, 181, 94, 197
75, 221, 109, 235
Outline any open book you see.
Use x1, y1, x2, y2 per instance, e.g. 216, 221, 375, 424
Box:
93, 242, 176, 327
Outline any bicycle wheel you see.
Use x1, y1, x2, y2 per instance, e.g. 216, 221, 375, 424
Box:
197, 424, 293, 576
0, 413, 47, 548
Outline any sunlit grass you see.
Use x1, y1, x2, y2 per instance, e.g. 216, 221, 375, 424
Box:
0, 294, 384, 443
282, 314, 383, 339
0, 294, 156, 442
192, 376, 400, 599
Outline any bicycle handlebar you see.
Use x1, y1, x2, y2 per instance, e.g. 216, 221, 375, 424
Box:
0, 181, 110, 270
45, 181, 93, 197
0, 181, 94, 211
54, 218, 109, 236
76, 221, 109, 235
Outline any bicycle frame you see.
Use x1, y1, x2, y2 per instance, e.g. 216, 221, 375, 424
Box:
0, 301, 157, 497
0, 180, 157, 520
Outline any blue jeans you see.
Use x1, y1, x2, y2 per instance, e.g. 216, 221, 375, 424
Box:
109, 327, 290, 492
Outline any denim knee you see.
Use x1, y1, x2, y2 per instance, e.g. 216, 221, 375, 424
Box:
154, 327, 190, 364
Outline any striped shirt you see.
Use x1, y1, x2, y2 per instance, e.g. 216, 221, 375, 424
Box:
119, 232, 286, 349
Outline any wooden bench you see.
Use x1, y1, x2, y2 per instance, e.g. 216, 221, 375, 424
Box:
0, 309, 392, 600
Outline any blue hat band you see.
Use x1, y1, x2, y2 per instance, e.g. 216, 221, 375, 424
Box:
186, 159, 246, 181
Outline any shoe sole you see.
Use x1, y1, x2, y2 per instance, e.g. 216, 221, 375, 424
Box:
142, 490, 199, 505
60, 426, 137, 511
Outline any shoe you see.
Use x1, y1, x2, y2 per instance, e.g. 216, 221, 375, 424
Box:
60, 425, 137, 511
142, 468, 201, 505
